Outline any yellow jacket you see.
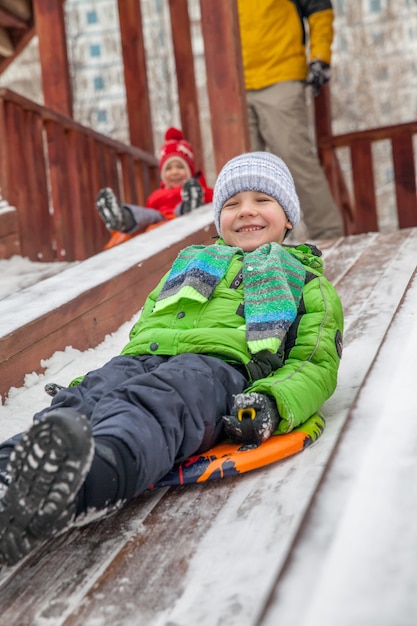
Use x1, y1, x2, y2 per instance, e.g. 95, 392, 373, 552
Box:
237, 0, 334, 90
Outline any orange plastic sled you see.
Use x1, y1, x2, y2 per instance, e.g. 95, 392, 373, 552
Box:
104, 221, 167, 250
153, 412, 325, 487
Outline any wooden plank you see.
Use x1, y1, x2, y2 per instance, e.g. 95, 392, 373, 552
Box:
81, 136, 114, 254
262, 234, 417, 626
0, 27, 34, 74
314, 88, 355, 233
168, 0, 204, 172
77, 134, 108, 257
328, 119, 417, 149
0, 24, 13, 55
0, 204, 17, 235
280, 272, 417, 626
33, 0, 72, 116
65, 128, 88, 260
0, 96, 8, 198
0, 490, 168, 626
0, 0, 32, 21
0, 206, 20, 258
350, 139, 378, 233
135, 158, 159, 204
391, 132, 417, 229
45, 119, 75, 260
117, 0, 153, 153
199, 0, 250, 172
120, 152, 138, 205
4, 101, 41, 258
25, 109, 54, 261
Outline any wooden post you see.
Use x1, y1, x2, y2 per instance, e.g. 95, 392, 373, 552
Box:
33, 0, 72, 117
168, 0, 204, 172
314, 85, 353, 233
117, 0, 154, 155
199, 0, 249, 173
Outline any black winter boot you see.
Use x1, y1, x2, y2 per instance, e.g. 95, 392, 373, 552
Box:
0, 409, 94, 567
96, 188, 135, 232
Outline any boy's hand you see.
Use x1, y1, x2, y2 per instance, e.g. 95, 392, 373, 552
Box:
222, 392, 280, 446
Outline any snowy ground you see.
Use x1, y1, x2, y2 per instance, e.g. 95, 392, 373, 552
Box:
0, 255, 135, 439
0, 255, 75, 300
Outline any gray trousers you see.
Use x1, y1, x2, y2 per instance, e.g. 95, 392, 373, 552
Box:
123, 204, 164, 234
246, 81, 344, 240
33, 354, 248, 500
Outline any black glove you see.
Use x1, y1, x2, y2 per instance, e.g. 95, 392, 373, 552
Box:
306, 60, 331, 96
222, 392, 280, 447
180, 178, 204, 214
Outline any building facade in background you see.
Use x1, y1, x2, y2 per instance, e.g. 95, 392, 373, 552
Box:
331, 0, 417, 229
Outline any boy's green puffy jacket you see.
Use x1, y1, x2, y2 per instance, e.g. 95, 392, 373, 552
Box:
121, 243, 344, 434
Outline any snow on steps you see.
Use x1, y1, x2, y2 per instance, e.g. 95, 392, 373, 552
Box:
0, 227, 417, 625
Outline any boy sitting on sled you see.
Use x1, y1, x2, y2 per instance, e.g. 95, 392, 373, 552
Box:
0, 152, 343, 567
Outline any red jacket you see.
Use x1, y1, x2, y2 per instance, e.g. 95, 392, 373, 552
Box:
146, 172, 213, 220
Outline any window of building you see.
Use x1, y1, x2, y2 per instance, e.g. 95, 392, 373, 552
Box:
380, 101, 391, 116
372, 31, 384, 46
94, 76, 105, 91
90, 44, 101, 58
337, 34, 348, 52
97, 109, 108, 123
369, 0, 382, 11
86, 10, 98, 24
335, 0, 346, 14
377, 66, 389, 80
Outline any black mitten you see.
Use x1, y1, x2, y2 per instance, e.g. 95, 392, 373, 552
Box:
222, 392, 280, 446
180, 178, 204, 214
306, 60, 331, 96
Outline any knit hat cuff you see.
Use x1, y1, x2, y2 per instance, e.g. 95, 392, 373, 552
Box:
213, 152, 300, 236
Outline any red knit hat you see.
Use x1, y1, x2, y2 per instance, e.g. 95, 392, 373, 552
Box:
158, 127, 196, 180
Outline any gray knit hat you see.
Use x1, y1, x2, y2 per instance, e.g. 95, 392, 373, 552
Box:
213, 152, 300, 236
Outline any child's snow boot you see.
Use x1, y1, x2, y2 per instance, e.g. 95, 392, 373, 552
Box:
96, 188, 135, 232
0, 408, 94, 567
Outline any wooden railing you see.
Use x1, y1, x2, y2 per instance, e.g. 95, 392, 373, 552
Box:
315, 88, 417, 235
0, 88, 159, 261
1, 83, 416, 261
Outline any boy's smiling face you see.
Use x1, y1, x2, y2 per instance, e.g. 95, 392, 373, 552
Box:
220, 191, 292, 251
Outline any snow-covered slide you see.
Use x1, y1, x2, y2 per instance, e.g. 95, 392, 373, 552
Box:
0, 226, 416, 626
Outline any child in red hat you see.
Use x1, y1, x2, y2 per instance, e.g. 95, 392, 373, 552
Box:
96, 127, 213, 249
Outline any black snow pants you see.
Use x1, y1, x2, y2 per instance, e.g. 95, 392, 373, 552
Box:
0, 354, 247, 515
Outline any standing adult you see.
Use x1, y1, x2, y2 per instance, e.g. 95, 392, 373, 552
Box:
237, 0, 344, 240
